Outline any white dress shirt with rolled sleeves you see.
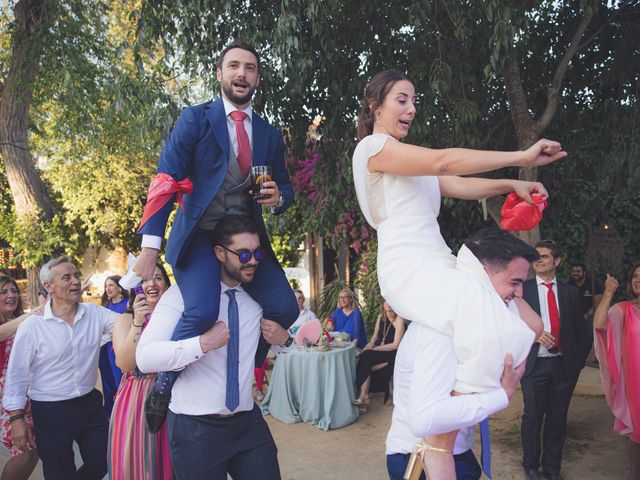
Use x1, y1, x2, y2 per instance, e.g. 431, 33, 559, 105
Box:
137, 282, 282, 416
385, 322, 508, 455
3, 301, 118, 411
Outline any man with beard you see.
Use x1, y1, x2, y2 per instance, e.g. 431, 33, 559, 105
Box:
568, 262, 603, 319
136, 216, 291, 479
134, 42, 298, 433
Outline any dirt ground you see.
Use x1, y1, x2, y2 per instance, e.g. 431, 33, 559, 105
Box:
268, 366, 628, 480
0, 367, 628, 479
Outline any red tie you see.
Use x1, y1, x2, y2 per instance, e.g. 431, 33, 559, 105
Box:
229, 110, 252, 177
543, 282, 561, 351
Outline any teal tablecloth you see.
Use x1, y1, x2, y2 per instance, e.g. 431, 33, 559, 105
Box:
260, 343, 359, 431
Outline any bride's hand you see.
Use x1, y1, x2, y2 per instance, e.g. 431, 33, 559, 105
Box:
512, 180, 548, 204
521, 139, 567, 168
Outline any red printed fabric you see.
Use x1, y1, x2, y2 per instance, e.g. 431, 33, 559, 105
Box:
138, 173, 194, 231
500, 192, 547, 232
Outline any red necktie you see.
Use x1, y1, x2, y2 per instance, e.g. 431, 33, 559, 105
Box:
229, 110, 252, 177
543, 282, 561, 351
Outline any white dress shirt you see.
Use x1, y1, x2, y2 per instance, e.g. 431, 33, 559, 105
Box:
385, 322, 508, 455
142, 98, 254, 250
288, 307, 317, 336
136, 282, 264, 415
3, 301, 118, 410
535, 275, 562, 358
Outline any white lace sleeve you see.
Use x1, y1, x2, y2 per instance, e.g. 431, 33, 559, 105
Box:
352, 134, 392, 229
364, 133, 391, 171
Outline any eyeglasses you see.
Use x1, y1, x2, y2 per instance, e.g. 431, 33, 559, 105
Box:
220, 245, 265, 264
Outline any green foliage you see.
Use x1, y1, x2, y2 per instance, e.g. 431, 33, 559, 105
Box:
353, 241, 382, 333
265, 213, 305, 268
0, 0, 178, 264
0, 0, 637, 295
315, 271, 349, 320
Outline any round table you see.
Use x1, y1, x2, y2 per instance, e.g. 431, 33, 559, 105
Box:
260, 343, 359, 430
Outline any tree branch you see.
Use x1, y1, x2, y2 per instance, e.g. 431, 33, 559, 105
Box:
502, 52, 535, 148
535, 14, 592, 133
576, 4, 630, 51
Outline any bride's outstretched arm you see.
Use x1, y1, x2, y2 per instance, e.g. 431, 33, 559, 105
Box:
368, 138, 566, 177
438, 176, 547, 203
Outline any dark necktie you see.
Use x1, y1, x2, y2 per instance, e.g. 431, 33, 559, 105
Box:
543, 282, 561, 351
480, 417, 492, 478
229, 110, 252, 177
225, 289, 240, 412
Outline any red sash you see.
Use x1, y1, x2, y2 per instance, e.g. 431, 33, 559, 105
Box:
138, 173, 193, 231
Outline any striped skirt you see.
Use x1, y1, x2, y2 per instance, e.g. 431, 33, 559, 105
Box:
108, 371, 174, 479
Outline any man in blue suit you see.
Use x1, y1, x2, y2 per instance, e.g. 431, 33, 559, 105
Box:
134, 42, 298, 432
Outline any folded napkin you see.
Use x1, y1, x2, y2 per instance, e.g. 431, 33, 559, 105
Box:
500, 193, 547, 231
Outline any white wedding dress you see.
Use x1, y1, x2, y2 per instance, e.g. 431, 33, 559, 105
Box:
353, 133, 534, 393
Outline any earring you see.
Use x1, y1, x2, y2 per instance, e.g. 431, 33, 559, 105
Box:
374, 112, 380, 127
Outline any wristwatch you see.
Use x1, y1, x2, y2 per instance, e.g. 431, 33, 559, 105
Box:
280, 336, 294, 348
275, 192, 284, 208
270, 192, 285, 215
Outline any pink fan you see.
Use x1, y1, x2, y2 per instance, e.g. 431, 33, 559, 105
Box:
294, 319, 323, 346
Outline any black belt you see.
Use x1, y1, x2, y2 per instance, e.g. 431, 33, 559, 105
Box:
201, 409, 252, 420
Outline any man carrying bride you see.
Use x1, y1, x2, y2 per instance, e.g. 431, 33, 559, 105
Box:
352, 69, 566, 479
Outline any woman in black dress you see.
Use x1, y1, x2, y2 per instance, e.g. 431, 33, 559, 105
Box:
354, 300, 405, 407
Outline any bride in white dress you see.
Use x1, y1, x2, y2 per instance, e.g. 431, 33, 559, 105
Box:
352, 70, 566, 479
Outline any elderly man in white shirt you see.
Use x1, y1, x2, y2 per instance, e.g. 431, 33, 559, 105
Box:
136, 215, 291, 480
287, 289, 317, 336
386, 228, 543, 480
3, 256, 119, 480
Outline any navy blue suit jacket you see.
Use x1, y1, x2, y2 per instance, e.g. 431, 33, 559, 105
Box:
522, 279, 591, 379
139, 98, 293, 266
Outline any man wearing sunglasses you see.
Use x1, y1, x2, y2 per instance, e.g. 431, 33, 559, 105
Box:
137, 216, 291, 479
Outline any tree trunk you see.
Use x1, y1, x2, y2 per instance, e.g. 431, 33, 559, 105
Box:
500, 13, 593, 246
0, 0, 56, 305
499, 53, 539, 244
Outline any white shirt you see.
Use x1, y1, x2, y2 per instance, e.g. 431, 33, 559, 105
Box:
3, 300, 118, 410
288, 307, 316, 336
141, 98, 254, 250
136, 282, 264, 415
535, 276, 562, 358
385, 322, 508, 455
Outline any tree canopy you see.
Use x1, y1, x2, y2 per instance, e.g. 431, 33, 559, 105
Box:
0, 0, 638, 311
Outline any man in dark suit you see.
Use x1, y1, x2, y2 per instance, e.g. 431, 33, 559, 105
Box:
520, 241, 592, 480
134, 42, 298, 432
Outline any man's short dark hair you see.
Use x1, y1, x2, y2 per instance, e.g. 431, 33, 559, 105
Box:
212, 215, 260, 247
570, 261, 586, 270
218, 42, 260, 70
464, 227, 540, 270
534, 240, 562, 259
